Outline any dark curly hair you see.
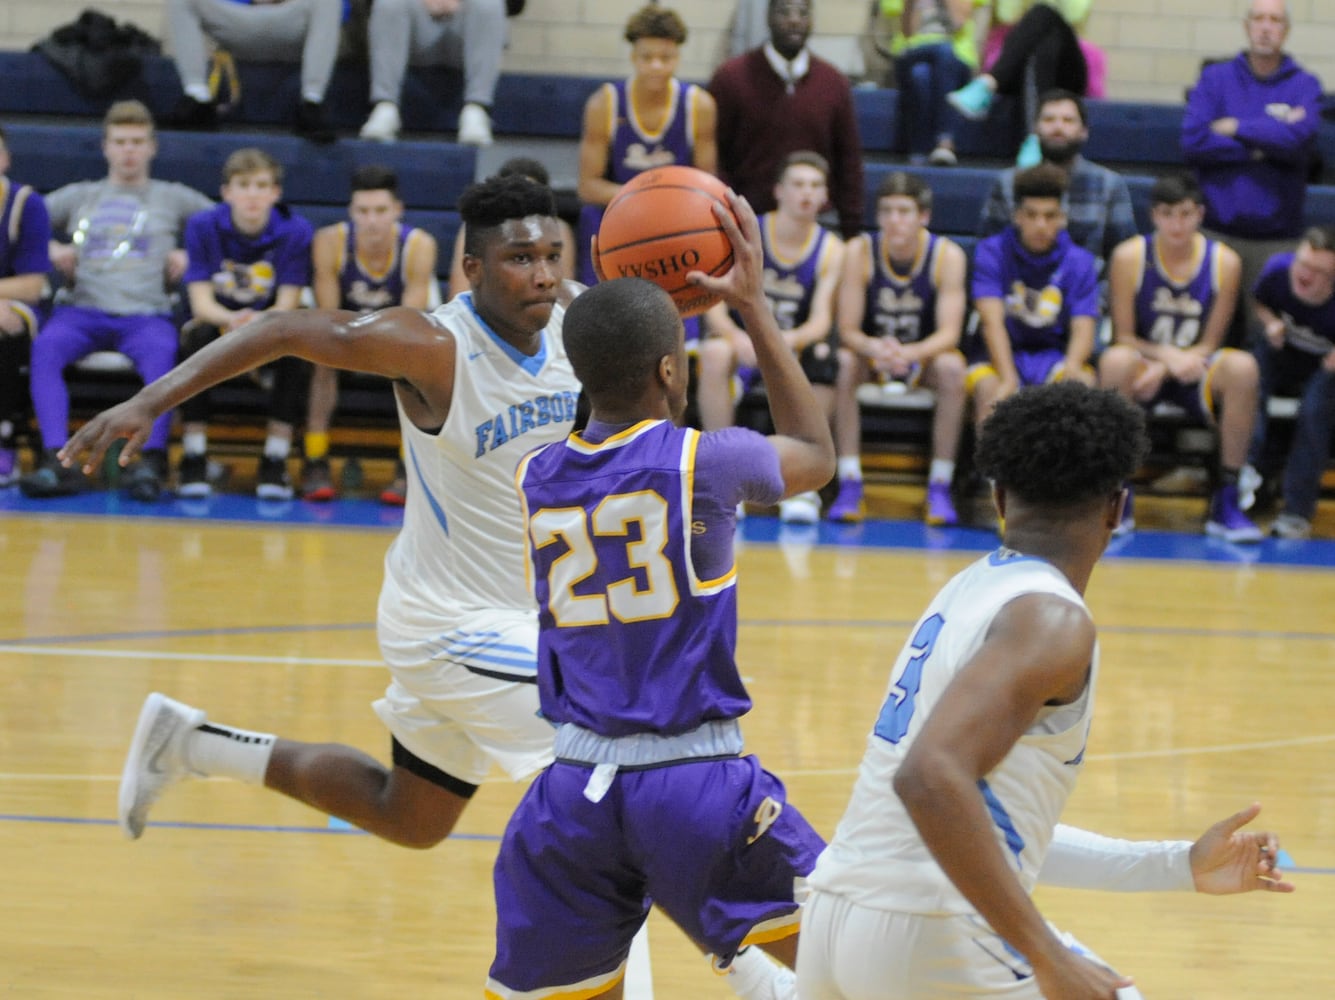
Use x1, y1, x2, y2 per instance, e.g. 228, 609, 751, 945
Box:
975, 383, 1148, 509
564, 278, 681, 408
625, 5, 687, 44
459, 174, 557, 257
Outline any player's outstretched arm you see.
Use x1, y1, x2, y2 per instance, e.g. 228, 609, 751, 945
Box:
1189, 803, 1295, 895
687, 190, 835, 497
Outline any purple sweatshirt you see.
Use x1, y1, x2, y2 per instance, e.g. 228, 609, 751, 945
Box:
1181, 52, 1323, 239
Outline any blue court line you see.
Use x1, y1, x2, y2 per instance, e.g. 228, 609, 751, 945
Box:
0, 812, 501, 841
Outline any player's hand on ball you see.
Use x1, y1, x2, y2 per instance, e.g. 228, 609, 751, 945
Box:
687, 190, 765, 314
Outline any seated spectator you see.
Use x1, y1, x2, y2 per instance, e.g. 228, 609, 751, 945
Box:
165, 0, 343, 143
970, 164, 1098, 434
178, 148, 314, 501
358, 0, 518, 146
695, 151, 843, 524
977, 89, 1135, 274
0, 123, 51, 485
447, 158, 573, 298
1098, 173, 1261, 542
948, 0, 1092, 164
833, 172, 968, 525
576, 4, 717, 287
882, 0, 989, 165
19, 101, 211, 500
301, 165, 438, 504
1248, 227, 1335, 540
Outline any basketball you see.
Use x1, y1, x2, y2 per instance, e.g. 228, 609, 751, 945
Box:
593, 165, 737, 318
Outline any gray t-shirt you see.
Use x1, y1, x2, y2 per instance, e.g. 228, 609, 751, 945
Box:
45, 179, 213, 316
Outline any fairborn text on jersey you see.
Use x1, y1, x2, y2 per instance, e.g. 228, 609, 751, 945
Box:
474, 391, 581, 457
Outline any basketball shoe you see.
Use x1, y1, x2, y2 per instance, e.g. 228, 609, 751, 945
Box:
1204, 483, 1262, 543
119, 693, 206, 839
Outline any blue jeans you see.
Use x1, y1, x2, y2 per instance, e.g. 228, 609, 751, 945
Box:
895, 43, 971, 157
1250, 341, 1335, 520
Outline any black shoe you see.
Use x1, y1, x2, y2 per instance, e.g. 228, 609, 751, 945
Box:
167, 95, 218, 131
257, 456, 294, 500
18, 448, 86, 498
300, 457, 335, 501
177, 452, 212, 498
125, 449, 169, 502
294, 100, 336, 144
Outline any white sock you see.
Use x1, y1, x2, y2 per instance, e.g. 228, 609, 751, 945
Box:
263, 436, 291, 461
186, 722, 276, 784
726, 948, 797, 1000
929, 458, 956, 484
837, 456, 862, 482
185, 84, 212, 103
183, 431, 207, 457
301, 90, 324, 105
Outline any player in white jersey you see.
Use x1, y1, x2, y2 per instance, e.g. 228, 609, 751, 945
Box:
798, 383, 1292, 1000
62, 174, 577, 850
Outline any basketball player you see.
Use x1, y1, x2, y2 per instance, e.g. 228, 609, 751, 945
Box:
1098, 173, 1261, 542
971, 164, 1100, 433
833, 171, 969, 526
576, 4, 718, 288
61, 173, 796, 1000
299, 164, 438, 504
695, 150, 844, 524
798, 382, 1293, 999
488, 190, 834, 999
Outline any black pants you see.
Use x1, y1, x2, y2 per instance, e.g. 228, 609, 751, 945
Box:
0, 333, 31, 434
989, 4, 1087, 123
179, 322, 309, 427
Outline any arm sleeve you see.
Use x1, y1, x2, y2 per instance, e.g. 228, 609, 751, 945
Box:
41, 183, 89, 234
1041, 824, 1195, 892
1233, 75, 1322, 164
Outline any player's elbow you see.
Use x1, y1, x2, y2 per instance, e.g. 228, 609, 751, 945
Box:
894, 750, 957, 815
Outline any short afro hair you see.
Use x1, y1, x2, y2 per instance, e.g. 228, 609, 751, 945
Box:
459, 173, 557, 257
563, 278, 681, 408
975, 382, 1148, 509
625, 5, 688, 44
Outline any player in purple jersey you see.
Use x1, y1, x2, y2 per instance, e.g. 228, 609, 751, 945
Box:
697, 151, 844, 524
301, 165, 439, 504
0, 123, 51, 485
489, 191, 834, 999
576, 5, 718, 288
177, 148, 314, 501
834, 171, 969, 526
1098, 173, 1261, 542
1249, 226, 1335, 539
971, 164, 1099, 436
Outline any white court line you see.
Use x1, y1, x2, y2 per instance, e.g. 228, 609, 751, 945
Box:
0, 645, 383, 668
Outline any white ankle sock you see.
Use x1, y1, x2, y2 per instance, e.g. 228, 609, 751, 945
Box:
929, 458, 956, 484
186, 723, 276, 784
837, 456, 863, 481
183, 431, 207, 457
726, 948, 797, 1000
185, 85, 212, 103
263, 436, 291, 461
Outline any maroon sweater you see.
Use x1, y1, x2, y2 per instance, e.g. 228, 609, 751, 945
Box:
708, 48, 865, 239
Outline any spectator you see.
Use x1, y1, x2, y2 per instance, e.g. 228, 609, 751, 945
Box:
1182, 0, 1322, 344
19, 101, 211, 500
833, 171, 968, 526
948, 0, 1092, 164
1098, 173, 1261, 542
165, 0, 343, 143
971, 164, 1099, 434
977, 89, 1135, 272
177, 148, 314, 501
1248, 227, 1335, 540
0, 123, 51, 486
710, 0, 865, 240
302, 165, 438, 504
575, 5, 717, 287
883, 0, 990, 165
448, 158, 572, 298
695, 151, 843, 524
358, 0, 518, 146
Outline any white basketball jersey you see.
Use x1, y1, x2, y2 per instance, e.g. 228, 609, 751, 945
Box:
809, 549, 1098, 914
378, 294, 580, 638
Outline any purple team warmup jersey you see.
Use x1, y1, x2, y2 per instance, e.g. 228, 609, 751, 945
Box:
0, 177, 50, 333
517, 419, 783, 737
183, 203, 313, 313
1254, 252, 1335, 358
972, 228, 1100, 355
606, 78, 698, 182
759, 212, 832, 331
864, 230, 941, 343
336, 221, 415, 311
1134, 234, 1221, 348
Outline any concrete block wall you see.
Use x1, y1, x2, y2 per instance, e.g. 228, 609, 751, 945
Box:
2, 0, 1331, 106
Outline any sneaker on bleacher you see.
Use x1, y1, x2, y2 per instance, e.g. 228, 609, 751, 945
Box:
18, 449, 86, 498
826, 478, 865, 523
177, 453, 212, 498
1270, 512, 1312, 540
257, 456, 294, 501
1204, 483, 1262, 543
458, 103, 494, 147
924, 481, 958, 527
125, 449, 169, 502
360, 101, 401, 143
294, 100, 336, 145
1016, 133, 1042, 168
947, 77, 993, 121
301, 458, 336, 502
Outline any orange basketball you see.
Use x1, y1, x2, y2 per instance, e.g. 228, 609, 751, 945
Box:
593, 165, 737, 318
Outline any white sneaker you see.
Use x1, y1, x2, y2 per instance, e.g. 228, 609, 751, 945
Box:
119, 692, 206, 840
359, 101, 401, 143
1270, 512, 1312, 540
457, 102, 494, 146
778, 491, 821, 524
